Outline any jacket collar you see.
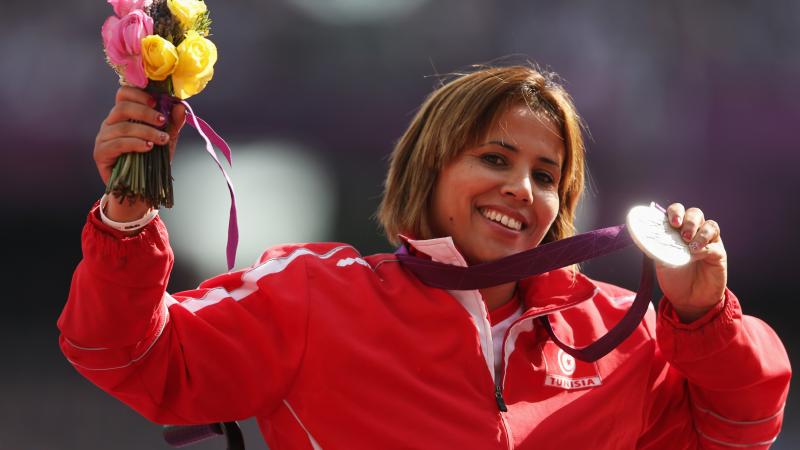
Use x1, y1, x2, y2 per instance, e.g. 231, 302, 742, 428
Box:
402, 235, 468, 267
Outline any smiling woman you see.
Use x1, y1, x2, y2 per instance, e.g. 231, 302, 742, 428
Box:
429, 106, 564, 266
428, 106, 565, 310
379, 66, 585, 250
59, 63, 790, 449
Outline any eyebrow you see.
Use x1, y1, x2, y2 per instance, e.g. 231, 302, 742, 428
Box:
482, 140, 562, 168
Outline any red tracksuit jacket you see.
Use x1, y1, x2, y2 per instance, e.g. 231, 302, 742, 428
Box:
58, 204, 791, 449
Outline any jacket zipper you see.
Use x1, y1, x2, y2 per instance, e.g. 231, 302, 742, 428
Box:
493, 306, 571, 408
495, 385, 508, 411
493, 314, 538, 450
494, 314, 537, 450
496, 384, 513, 450
493, 307, 567, 448
494, 311, 544, 412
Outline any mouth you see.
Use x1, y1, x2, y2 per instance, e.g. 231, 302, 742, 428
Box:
479, 207, 526, 232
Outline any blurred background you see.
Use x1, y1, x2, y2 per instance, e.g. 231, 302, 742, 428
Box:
1, 0, 798, 448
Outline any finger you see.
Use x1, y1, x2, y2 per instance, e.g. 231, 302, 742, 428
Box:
167, 104, 187, 161
115, 86, 156, 108
96, 137, 156, 158
105, 101, 167, 128
689, 239, 727, 265
95, 138, 156, 183
680, 207, 705, 242
666, 203, 686, 228
98, 121, 171, 146
168, 103, 187, 139
688, 219, 720, 253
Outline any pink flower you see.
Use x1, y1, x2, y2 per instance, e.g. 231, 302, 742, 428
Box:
101, 10, 153, 88
108, 0, 152, 18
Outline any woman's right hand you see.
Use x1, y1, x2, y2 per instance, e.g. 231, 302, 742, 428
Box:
94, 86, 186, 221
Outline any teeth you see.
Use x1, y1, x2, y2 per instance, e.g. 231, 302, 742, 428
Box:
481, 209, 523, 231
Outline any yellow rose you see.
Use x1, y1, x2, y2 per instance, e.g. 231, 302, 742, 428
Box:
172, 31, 217, 99
141, 35, 178, 81
167, 0, 208, 30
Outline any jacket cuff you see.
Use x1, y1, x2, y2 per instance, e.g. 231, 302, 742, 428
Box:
660, 292, 728, 329
89, 199, 159, 238
656, 289, 742, 363
84, 199, 173, 288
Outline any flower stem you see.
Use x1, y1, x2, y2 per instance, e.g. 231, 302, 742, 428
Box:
104, 80, 176, 208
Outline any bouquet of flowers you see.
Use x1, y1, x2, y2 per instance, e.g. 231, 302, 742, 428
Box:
101, 0, 217, 208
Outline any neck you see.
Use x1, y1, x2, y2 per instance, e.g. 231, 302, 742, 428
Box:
480, 282, 518, 311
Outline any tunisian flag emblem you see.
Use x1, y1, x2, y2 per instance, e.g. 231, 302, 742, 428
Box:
542, 341, 603, 390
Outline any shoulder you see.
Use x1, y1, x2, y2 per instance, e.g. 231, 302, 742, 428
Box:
255, 242, 364, 266
192, 243, 376, 292
253, 242, 402, 276
245, 243, 413, 295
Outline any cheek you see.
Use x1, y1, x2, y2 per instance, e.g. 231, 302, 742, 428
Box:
428, 180, 458, 237
537, 189, 561, 223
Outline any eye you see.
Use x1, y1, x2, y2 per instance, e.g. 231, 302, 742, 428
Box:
534, 171, 555, 185
480, 153, 507, 166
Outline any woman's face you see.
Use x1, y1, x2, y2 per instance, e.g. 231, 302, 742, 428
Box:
429, 104, 565, 264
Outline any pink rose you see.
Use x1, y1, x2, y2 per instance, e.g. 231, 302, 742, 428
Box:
101, 10, 153, 88
108, 0, 152, 18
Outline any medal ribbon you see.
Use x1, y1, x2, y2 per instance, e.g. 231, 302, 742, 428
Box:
397, 225, 654, 362
156, 95, 239, 271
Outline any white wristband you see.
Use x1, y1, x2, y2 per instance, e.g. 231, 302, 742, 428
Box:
99, 194, 159, 232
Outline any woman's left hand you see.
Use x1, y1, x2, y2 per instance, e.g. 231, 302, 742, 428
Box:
655, 203, 728, 323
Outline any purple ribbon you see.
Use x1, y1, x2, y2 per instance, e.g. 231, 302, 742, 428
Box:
156, 95, 238, 271
397, 225, 653, 362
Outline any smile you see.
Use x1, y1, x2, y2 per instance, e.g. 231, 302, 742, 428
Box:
480, 208, 524, 231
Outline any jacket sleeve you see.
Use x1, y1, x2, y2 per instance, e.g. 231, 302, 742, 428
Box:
637, 289, 791, 449
57, 203, 310, 425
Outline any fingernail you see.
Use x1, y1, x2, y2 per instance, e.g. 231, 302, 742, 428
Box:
682, 231, 692, 241
146, 141, 154, 147
689, 242, 701, 252
157, 115, 165, 122
672, 216, 681, 226
148, 98, 157, 108
160, 132, 169, 142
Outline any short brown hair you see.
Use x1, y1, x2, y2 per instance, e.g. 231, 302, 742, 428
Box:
378, 64, 586, 246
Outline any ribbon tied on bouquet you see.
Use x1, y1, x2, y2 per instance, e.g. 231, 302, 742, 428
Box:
397, 203, 688, 363
156, 94, 239, 271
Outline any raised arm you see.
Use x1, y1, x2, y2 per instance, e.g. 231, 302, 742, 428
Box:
58, 90, 310, 423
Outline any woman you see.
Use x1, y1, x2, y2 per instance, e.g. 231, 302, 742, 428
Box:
59, 65, 790, 449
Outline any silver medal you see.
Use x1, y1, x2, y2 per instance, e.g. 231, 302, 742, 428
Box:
626, 202, 691, 267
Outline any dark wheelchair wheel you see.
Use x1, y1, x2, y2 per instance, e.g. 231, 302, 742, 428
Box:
163, 421, 245, 449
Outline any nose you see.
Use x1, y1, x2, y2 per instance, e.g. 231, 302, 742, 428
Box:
502, 172, 534, 204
